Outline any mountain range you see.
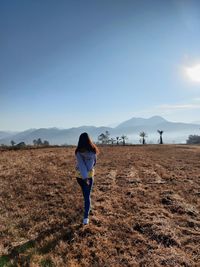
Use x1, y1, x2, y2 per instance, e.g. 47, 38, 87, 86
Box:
1, 116, 200, 145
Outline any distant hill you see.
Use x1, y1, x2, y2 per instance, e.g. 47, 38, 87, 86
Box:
115, 116, 200, 133
0, 116, 200, 145
192, 121, 200, 125
0, 126, 112, 146
116, 116, 167, 128
114, 116, 200, 143
0, 131, 19, 140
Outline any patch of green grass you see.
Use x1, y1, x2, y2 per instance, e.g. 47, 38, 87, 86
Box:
0, 256, 14, 267
15, 240, 35, 254
0, 256, 9, 267
40, 258, 55, 267
0, 241, 36, 267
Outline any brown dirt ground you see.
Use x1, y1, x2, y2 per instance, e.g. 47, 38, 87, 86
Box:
0, 145, 200, 267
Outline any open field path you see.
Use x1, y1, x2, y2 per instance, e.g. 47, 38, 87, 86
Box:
0, 145, 200, 266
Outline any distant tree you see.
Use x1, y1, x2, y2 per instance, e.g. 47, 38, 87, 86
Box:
98, 131, 110, 144
33, 138, 44, 146
10, 140, 15, 146
139, 132, 147, 145
16, 142, 26, 148
121, 135, 128, 146
186, 135, 200, 144
33, 139, 37, 146
37, 138, 43, 146
105, 131, 110, 140
157, 130, 164, 144
116, 136, 121, 145
109, 138, 116, 145
43, 140, 50, 146
98, 133, 107, 144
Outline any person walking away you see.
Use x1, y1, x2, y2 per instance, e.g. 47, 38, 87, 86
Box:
75, 132, 99, 225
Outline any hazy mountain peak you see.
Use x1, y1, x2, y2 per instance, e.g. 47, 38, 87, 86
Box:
0, 116, 199, 145
148, 116, 167, 122
116, 115, 167, 128
0, 131, 18, 140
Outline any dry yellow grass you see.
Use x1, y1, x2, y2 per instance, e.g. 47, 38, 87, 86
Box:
0, 145, 200, 266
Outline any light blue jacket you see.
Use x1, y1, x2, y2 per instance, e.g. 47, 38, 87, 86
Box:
76, 151, 96, 179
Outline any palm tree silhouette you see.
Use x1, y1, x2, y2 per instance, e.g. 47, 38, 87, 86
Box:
109, 138, 116, 145
139, 132, 147, 145
157, 130, 164, 144
116, 136, 121, 145
10, 140, 15, 146
121, 135, 128, 146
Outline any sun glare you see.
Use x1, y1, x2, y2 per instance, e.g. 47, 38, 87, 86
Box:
185, 64, 200, 82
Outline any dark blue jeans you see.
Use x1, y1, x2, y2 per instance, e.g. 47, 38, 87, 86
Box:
76, 178, 94, 219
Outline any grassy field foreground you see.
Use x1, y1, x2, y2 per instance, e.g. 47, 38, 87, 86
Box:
0, 145, 200, 266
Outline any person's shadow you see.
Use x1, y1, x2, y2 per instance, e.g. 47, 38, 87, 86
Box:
0, 215, 84, 266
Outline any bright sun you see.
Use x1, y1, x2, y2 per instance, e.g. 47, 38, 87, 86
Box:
185, 64, 200, 82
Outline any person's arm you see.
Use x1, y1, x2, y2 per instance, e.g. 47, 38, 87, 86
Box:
76, 152, 88, 179
85, 153, 97, 171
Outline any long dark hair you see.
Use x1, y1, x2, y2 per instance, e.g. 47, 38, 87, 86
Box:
75, 132, 99, 154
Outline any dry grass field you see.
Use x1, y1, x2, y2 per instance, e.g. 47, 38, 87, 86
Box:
0, 145, 200, 267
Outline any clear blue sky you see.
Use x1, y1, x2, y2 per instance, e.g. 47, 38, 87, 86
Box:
1, 0, 200, 131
